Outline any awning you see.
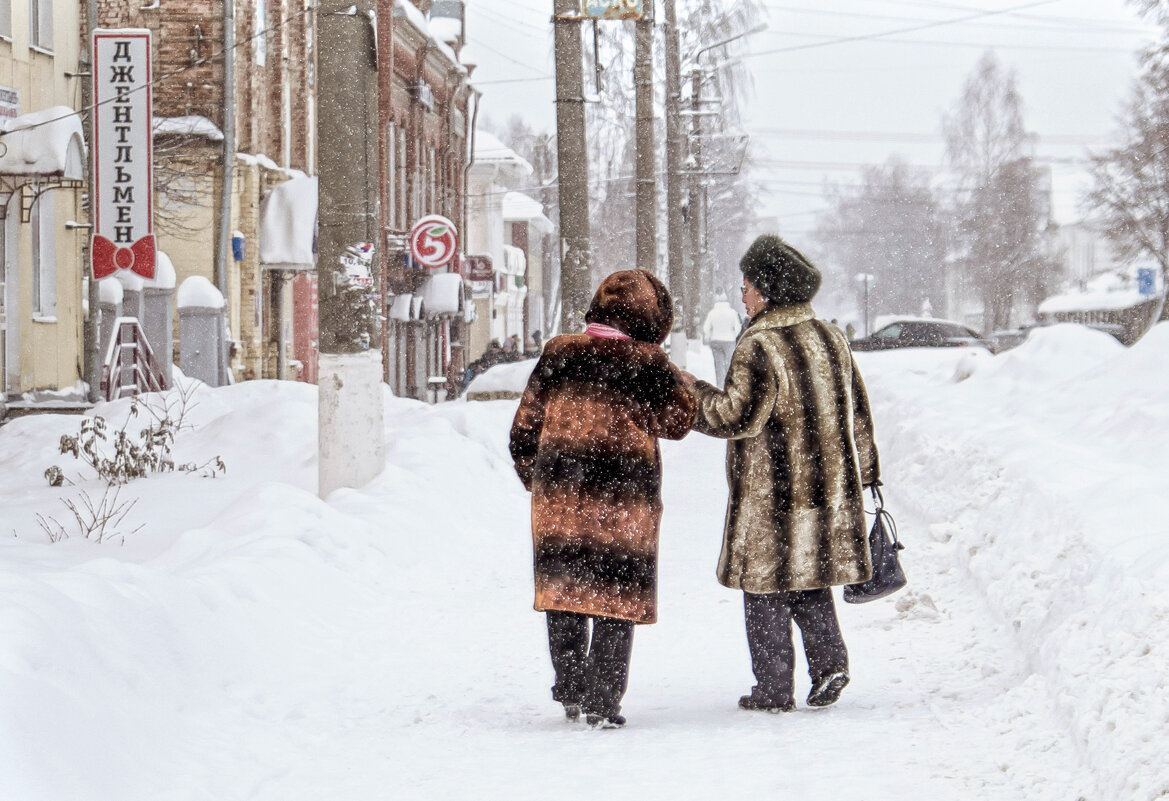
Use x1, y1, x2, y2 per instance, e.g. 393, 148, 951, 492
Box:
420, 273, 464, 317
502, 192, 554, 235
389, 294, 414, 321
0, 106, 86, 179
259, 175, 318, 271
499, 244, 527, 276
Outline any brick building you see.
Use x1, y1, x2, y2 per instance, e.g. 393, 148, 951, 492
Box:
92, 0, 315, 381
379, 0, 474, 399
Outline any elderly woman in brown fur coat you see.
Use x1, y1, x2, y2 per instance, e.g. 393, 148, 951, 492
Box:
510, 269, 695, 728
682, 235, 880, 713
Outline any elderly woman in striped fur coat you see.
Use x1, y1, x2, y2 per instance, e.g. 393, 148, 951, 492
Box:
510, 269, 695, 729
682, 235, 881, 714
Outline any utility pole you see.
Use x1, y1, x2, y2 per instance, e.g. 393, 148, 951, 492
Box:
663, 0, 686, 364
633, 1, 655, 274
553, 0, 592, 333
685, 68, 705, 340
317, 0, 384, 498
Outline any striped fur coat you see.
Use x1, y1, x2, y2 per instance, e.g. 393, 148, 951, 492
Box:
510, 270, 695, 624
690, 303, 880, 593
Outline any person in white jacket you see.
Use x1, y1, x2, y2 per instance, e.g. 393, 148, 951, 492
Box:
703, 288, 744, 388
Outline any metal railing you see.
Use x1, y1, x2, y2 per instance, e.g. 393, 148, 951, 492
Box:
100, 317, 168, 401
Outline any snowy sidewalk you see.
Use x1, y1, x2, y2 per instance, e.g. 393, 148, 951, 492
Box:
3, 327, 1167, 800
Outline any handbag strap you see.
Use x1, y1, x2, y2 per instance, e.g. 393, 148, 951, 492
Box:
869, 484, 902, 549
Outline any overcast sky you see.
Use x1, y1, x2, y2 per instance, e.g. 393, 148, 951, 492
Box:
464, 0, 1158, 231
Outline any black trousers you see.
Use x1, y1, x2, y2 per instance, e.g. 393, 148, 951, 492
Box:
743, 588, 848, 704
546, 611, 634, 717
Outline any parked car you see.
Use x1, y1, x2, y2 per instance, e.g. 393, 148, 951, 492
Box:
850, 317, 995, 352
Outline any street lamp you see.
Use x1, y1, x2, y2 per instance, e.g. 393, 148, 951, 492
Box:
855, 273, 876, 336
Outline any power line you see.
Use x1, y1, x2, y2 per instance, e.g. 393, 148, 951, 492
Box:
743, 0, 1066, 59
0, 3, 315, 140
758, 2, 1152, 37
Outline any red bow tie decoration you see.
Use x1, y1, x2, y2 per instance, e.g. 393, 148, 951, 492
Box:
91, 234, 156, 281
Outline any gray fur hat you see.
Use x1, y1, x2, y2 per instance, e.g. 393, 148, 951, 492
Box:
740, 234, 821, 306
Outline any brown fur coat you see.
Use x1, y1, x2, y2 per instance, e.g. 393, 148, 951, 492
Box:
510, 270, 695, 624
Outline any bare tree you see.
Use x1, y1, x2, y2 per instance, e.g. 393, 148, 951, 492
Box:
1084, 35, 1169, 323
944, 51, 1055, 332
814, 157, 948, 319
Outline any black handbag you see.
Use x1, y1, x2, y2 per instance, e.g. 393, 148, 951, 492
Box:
843, 485, 907, 604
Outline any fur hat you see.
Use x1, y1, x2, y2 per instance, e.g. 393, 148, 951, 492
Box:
740, 235, 821, 306
585, 269, 674, 344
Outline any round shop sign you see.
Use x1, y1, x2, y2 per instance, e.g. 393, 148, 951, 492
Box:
409, 215, 459, 269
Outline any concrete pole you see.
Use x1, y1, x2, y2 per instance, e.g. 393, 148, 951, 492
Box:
317, 0, 385, 498
685, 69, 704, 340
663, 0, 687, 365
553, 0, 592, 334
634, 2, 655, 275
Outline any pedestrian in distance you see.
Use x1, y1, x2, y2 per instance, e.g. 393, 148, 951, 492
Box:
702, 287, 743, 388
510, 269, 696, 729
679, 234, 881, 713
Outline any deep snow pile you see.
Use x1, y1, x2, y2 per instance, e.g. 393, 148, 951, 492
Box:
857, 323, 1169, 801
0, 324, 1165, 799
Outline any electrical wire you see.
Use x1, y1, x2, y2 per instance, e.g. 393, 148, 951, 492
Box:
0, 2, 316, 140
742, 0, 1066, 59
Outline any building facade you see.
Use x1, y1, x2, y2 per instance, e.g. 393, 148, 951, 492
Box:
0, 0, 88, 407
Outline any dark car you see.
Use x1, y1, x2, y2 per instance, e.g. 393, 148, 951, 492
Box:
850, 318, 995, 352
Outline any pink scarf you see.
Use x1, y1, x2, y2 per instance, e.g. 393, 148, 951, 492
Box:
585, 322, 631, 340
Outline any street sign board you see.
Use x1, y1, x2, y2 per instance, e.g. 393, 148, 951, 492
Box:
409, 215, 459, 269
580, 0, 643, 20
91, 28, 155, 281
1137, 267, 1156, 296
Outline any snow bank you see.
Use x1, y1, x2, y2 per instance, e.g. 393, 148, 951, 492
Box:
857, 322, 1169, 801
464, 359, 536, 399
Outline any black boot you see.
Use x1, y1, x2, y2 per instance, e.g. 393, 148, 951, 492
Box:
738, 686, 795, 713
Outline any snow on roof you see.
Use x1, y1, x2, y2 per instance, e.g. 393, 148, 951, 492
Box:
1038, 288, 1150, 314
394, 0, 430, 36
474, 132, 531, 167
177, 275, 226, 309
98, 277, 124, 304
1038, 270, 1162, 315
259, 176, 317, 270
153, 116, 224, 142
502, 192, 554, 234
0, 106, 86, 178
421, 272, 464, 316
458, 44, 479, 69
872, 314, 971, 331
428, 15, 461, 44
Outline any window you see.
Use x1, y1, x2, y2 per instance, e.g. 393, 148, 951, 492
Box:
386, 122, 397, 229
0, 0, 12, 39
396, 128, 406, 228
28, 0, 51, 50
255, 0, 267, 66
31, 194, 56, 317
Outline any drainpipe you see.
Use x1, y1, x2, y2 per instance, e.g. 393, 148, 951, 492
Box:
84, 0, 99, 401
461, 86, 480, 257
216, 0, 235, 298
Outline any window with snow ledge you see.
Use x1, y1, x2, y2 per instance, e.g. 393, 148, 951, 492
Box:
0, 0, 12, 39
28, 0, 51, 51
31, 194, 56, 318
